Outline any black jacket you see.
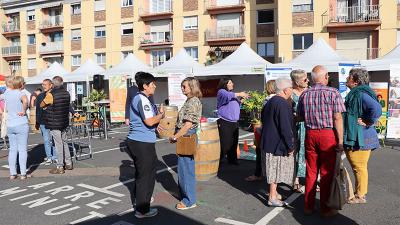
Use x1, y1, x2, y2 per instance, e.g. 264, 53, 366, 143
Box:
43, 86, 70, 130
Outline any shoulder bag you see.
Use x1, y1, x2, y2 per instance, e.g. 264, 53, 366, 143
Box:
176, 134, 197, 156
326, 151, 347, 210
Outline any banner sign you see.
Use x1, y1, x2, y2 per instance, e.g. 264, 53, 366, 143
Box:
67, 83, 76, 102
370, 82, 388, 136
265, 67, 292, 82
76, 84, 84, 95
109, 75, 127, 123
168, 73, 187, 110
338, 63, 361, 98
387, 64, 400, 138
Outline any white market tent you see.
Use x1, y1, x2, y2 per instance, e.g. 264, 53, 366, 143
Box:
276, 38, 354, 72
360, 44, 400, 71
152, 49, 203, 77
63, 59, 105, 82
26, 62, 69, 84
104, 53, 150, 79
193, 42, 271, 76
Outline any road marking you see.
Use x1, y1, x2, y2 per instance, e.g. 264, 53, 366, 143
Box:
2, 165, 9, 169
215, 218, 252, 225
117, 208, 135, 216
76, 184, 125, 197
103, 166, 177, 190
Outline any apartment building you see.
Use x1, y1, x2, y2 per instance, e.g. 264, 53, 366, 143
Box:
0, 0, 399, 77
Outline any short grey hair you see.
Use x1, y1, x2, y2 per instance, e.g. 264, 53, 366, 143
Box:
311, 65, 328, 81
349, 68, 369, 85
52, 76, 63, 87
290, 69, 307, 86
275, 78, 292, 94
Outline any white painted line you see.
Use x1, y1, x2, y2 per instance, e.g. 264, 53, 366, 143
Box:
10, 192, 39, 201
215, 218, 253, 225
77, 184, 125, 197
2, 165, 9, 169
103, 166, 177, 190
117, 208, 134, 216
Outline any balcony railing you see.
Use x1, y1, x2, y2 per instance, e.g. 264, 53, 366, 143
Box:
140, 31, 173, 45
336, 48, 379, 60
40, 15, 63, 29
330, 5, 380, 23
205, 25, 245, 40
39, 41, 64, 54
139, 1, 172, 16
205, 0, 244, 9
2, 46, 21, 56
2, 22, 20, 33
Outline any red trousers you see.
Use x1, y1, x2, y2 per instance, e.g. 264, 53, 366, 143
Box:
304, 129, 337, 213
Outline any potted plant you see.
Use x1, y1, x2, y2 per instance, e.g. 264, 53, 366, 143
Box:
241, 90, 268, 126
83, 89, 107, 111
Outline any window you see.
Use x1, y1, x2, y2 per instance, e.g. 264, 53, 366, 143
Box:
71, 29, 81, 40
151, 50, 171, 67
183, 16, 198, 30
95, 0, 105, 11
185, 47, 198, 61
27, 10, 35, 21
293, 33, 313, 50
71, 4, 81, 15
11, 37, 20, 46
96, 53, 106, 65
10, 61, 21, 71
72, 55, 81, 66
28, 58, 36, 69
95, 26, 106, 38
151, 0, 171, 13
121, 23, 133, 35
50, 32, 63, 42
121, 0, 133, 7
397, 29, 400, 45
257, 43, 275, 57
257, 10, 274, 24
292, 0, 313, 12
121, 51, 133, 60
27, 34, 36, 45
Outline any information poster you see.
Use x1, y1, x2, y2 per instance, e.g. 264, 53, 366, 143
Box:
338, 63, 361, 98
109, 75, 127, 123
387, 65, 400, 138
265, 67, 292, 82
168, 73, 187, 110
67, 83, 76, 102
370, 82, 388, 136
77, 84, 84, 95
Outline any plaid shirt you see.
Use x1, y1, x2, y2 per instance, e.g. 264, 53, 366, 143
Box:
297, 83, 346, 129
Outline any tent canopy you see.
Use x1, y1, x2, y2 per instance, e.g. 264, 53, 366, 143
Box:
194, 42, 271, 76
26, 62, 69, 84
360, 44, 400, 71
63, 59, 105, 82
104, 53, 150, 79
152, 49, 203, 77
279, 38, 354, 72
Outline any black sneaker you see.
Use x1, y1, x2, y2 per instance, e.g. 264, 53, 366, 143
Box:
134, 208, 158, 219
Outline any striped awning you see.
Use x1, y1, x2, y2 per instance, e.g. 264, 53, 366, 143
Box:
209, 45, 239, 52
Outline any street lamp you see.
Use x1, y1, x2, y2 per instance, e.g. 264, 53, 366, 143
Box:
215, 46, 222, 61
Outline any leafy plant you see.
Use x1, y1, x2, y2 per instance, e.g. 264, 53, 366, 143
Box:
83, 90, 107, 111
241, 90, 268, 124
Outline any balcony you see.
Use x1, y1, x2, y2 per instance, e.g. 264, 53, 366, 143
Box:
205, 0, 245, 14
327, 5, 381, 31
205, 25, 245, 44
2, 46, 21, 59
40, 15, 63, 32
335, 48, 379, 60
2, 22, 20, 37
140, 31, 173, 49
39, 41, 64, 55
139, 2, 173, 21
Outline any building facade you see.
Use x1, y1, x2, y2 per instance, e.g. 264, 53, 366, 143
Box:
0, 0, 399, 77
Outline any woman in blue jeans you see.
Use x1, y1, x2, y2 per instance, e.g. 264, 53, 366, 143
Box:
3, 76, 29, 180
169, 77, 202, 210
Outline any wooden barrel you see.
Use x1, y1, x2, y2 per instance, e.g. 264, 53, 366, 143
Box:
158, 106, 178, 138
29, 107, 38, 132
195, 121, 220, 181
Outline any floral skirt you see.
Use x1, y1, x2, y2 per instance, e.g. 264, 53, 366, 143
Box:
262, 152, 295, 185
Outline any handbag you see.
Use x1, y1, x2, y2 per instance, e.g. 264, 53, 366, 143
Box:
1, 102, 7, 138
176, 134, 197, 155
326, 151, 347, 210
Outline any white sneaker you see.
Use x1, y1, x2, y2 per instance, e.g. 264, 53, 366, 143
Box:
134, 207, 158, 218
44, 158, 53, 165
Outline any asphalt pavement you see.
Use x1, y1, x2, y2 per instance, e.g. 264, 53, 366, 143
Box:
0, 126, 399, 225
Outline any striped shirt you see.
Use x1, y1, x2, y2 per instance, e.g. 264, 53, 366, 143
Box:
297, 83, 346, 129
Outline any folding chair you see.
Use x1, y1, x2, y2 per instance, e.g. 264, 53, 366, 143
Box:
67, 121, 93, 160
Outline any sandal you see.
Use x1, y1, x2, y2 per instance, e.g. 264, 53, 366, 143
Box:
245, 175, 262, 182
293, 183, 304, 193
9, 175, 17, 180
268, 199, 287, 207
20, 174, 32, 180
176, 202, 197, 210
348, 196, 367, 204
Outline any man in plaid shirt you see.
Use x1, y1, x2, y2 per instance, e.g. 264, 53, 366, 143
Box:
297, 65, 346, 217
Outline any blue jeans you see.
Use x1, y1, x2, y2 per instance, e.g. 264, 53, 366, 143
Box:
7, 124, 29, 176
40, 124, 56, 160
178, 155, 196, 206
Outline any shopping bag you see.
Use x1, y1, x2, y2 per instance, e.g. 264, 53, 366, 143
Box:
176, 134, 197, 155
326, 152, 347, 210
